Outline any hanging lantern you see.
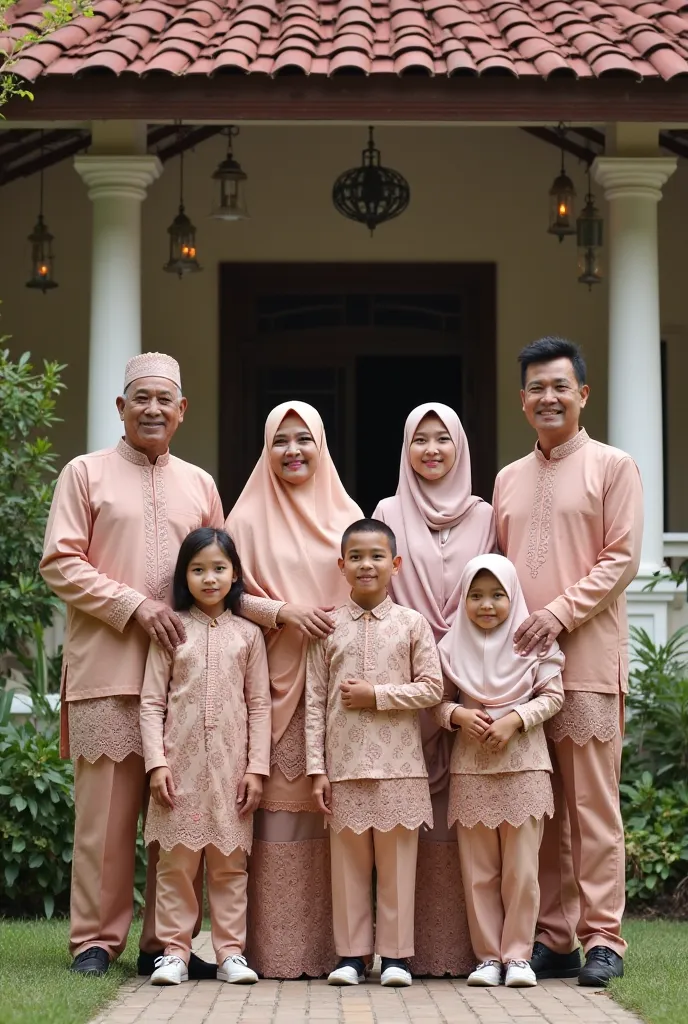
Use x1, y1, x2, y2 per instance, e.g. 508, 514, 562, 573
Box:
547, 129, 576, 242
577, 173, 603, 289
164, 149, 201, 277
210, 126, 249, 222
332, 126, 410, 235
26, 160, 58, 292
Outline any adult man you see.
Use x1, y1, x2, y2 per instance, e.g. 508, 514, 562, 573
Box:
492, 336, 643, 988
41, 353, 224, 976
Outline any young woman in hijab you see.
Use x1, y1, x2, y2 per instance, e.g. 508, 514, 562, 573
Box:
372, 403, 496, 977
226, 402, 362, 979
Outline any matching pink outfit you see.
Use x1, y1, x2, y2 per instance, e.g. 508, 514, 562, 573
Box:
373, 403, 496, 975
226, 401, 362, 978
493, 429, 643, 957
437, 554, 564, 964
139, 607, 271, 965
40, 436, 224, 959
306, 596, 443, 959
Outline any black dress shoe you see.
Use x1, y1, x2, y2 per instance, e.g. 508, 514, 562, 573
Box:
71, 947, 110, 976
529, 941, 581, 979
138, 948, 217, 980
578, 946, 624, 987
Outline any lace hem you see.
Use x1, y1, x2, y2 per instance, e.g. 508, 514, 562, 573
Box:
261, 799, 317, 813
448, 771, 553, 829
330, 778, 432, 835
409, 839, 474, 977
546, 691, 620, 746
145, 821, 253, 857
69, 696, 143, 763
271, 700, 307, 782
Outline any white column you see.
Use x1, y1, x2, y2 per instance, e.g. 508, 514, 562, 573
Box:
593, 156, 676, 575
75, 154, 162, 452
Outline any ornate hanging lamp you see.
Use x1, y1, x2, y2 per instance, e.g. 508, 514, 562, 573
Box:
547, 127, 577, 242
332, 126, 410, 235
210, 126, 249, 222
577, 168, 603, 289
163, 148, 201, 277
26, 150, 58, 292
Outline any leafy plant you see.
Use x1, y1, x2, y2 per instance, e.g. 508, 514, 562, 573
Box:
621, 771, 688, 903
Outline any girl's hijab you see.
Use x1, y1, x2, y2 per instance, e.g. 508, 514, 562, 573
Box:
226, 401, 362, 745
438, 553, 564, 719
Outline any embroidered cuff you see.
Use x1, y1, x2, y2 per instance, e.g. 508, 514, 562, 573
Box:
439, 702, 461, 731
545, 598, 574, 633
108, 589, 146, 633
240, 594, 285, 630
515, 707, 532, 732
374, 686, 392, 712
145, 756, 168, 773
306, 760, 327, 776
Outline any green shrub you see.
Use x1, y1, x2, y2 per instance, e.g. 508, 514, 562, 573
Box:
621, 772, 688, 902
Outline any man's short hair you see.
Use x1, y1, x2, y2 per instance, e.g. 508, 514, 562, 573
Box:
341, 518, 397, 558
518, 336, 587, 388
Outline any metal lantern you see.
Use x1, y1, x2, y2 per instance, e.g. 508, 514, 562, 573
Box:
210, 126, 249, 222
332, 126, 410, 235
26, 165, 58, 292
577, 178, 603, 289
164, 150, 201, 277
547, 140, 577, 242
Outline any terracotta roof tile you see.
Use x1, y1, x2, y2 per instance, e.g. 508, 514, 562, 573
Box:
8, 0, 688, 79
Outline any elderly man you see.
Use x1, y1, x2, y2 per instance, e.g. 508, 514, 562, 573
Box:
492, 336, 643, 988
41, 353, 224, 977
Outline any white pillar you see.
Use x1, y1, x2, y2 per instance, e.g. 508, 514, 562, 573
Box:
75, 153, 162, 452
593, 155, 676, 575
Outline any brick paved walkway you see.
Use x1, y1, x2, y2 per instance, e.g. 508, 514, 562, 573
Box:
90, 934, 641, 1024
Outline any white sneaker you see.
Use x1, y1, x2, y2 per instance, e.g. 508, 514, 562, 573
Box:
380, 960, 412, 987
328, 958, 366, 986
150, 955, 188, 985
505, 960, 537, 987
467, 960, 502, 986
217, 954, 258, 984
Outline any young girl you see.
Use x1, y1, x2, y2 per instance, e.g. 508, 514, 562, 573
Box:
436, 554, 564, 989
139, 528, 271, 986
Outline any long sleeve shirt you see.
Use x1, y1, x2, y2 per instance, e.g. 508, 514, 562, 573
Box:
492, 429, 643, 694
140, 606, 271, 855
305, 597, 443, 782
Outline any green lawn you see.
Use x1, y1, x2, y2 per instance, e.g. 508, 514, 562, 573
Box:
0, 919, 139, 1024
609, 919, 687, 1024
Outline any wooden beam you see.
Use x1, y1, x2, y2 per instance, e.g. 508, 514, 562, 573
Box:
155, 125, 223, 162
522, 126, 597, 164
0, 131, 90, 184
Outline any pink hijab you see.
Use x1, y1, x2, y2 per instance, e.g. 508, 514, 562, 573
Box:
438, 554, 564, 718
226, 401, 362, 746
373, 403, 496, 790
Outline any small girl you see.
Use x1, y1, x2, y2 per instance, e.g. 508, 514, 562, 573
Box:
436, 554, 564, 989
140, 528, 271, 986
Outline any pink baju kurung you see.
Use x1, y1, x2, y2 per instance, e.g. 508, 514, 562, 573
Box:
493, 428, 643, 957
40, 437, 224, 959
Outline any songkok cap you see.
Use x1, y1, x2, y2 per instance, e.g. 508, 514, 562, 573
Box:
123, 352, 182, 393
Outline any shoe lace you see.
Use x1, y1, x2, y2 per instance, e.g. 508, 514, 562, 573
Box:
229, 955, 248, 966
506, 960, 530, 969
475, 960, 500, 970
154, 955, 185, 968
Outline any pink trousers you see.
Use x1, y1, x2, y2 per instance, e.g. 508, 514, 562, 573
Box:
329, 825, 419, 960
156, 845, 248, 966
458, 817, 543, 963
537, 733, 626, 957
70, 753, 201, 959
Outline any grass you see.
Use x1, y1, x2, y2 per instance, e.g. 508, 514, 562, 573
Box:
0, 919, 140, 1024
609, 919, 688, 1024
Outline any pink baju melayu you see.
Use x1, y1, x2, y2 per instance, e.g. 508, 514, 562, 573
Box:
373, 403, 496, 975
40, 436, 224, 960
436, 555, 565, 965
225, 401, 362, 978
493, 428, 643, 957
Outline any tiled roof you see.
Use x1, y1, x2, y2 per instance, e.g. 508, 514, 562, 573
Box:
5, 0, 688, 82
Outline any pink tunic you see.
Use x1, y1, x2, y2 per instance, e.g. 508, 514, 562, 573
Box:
140, 607, 272, 856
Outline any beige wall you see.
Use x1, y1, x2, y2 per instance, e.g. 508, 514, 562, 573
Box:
0, 125, 685, 527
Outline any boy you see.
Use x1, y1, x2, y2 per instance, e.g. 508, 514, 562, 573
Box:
305, 518, 443, 988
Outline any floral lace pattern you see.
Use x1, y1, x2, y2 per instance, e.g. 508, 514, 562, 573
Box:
246, 837, 335, 978
106, 588, 144, 633
240, 593, 283, 631
546, 690, 620, 746
117, 438, 173, 602
409, 840, 474, 977
448, 771, 553, 829
272, 699, 307, 782
526, 429, 589, 579
69, 696, 143, 763
329, 778, 433, 835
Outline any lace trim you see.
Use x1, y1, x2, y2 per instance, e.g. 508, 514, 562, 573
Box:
409, 840, 474, 977
69, 696, 143, 763
546, 690, 620, 746
116, 437, 170, 468
330, 778, 432, 835
261, 799, 317, 813
106, 588, 143, 633
271, 700, 307, 782
240, 593, 282, 630
142, 463, 171, 602
145, 815, 254, 858
448, 771, 553, 829
246, 837, 335, 978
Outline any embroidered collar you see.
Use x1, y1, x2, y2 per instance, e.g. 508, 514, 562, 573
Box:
116, 437, 170, 468
189, 606, 231, 627
534, 428, 589, 463
346, 595, 393, 620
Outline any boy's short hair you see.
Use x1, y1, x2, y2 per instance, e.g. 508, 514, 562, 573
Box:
341, 518, 397, 558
